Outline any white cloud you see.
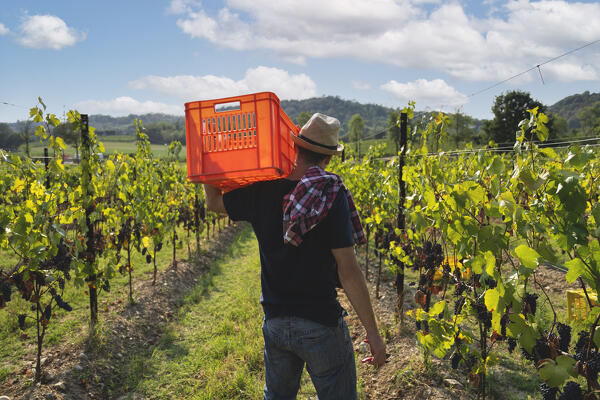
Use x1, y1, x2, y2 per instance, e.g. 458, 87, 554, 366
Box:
352, 80, 371, 90
129, 66, 317, 101
0, 23, 9, 35
76, 97, 182, 116
167, 0, 201, 14
18, 15, 85, 50
171, 0, 600, 83
542, 62, 598, 82
381, 79, 468, 108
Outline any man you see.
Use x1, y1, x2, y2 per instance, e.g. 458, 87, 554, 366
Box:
204, 113, 386, 400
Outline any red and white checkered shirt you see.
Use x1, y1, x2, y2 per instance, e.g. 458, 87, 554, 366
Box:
282, 166, 366, 247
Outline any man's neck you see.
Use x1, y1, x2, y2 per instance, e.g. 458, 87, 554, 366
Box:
286, 160, 327, 180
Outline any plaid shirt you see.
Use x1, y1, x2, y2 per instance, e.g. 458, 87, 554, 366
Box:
282, 166, 366, 247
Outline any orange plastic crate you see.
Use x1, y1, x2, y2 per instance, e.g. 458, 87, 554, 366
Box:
185, 92, 297, 192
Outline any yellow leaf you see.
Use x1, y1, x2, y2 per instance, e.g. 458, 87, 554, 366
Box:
12, 178, 25, 193
55, 137, 66, 150
142, 236, 151, 248
375, 214, 383, 225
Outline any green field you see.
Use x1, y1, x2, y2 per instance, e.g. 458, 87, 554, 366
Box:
22, 139, 185, 160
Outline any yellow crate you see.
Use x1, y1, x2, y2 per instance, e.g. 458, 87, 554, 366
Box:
567, 289, 598, 321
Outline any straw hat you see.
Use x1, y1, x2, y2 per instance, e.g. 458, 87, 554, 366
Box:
291, 113, 344, 155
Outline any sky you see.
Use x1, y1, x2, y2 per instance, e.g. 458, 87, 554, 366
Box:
1, 0, 599, 123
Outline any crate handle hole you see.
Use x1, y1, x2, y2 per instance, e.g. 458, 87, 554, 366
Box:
215, 101, 241, 113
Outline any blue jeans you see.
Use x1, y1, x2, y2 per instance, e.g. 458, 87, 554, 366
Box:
262, 315, 357, 400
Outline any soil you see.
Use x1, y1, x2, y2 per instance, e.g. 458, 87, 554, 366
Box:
343, 251, 475, 400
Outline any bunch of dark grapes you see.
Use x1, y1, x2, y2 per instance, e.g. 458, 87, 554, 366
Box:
454, 297, 465, 315
0, 273, 11, 306
484, 278, 497, 289
53, 294, 72, 312
585, 351, 600, 382
453, 283, 467, 315
116, 223, 132, 251
133, 223, 141, 247
473, 298, 492, 330
500, 314, 509, 337
558, 381, 582, 400
442, 263, 451, 279
12, 272, 33, 301
556, 323, 571, 353
416, 241, 444, 272
454, 282, 467, 296
540, 383, 558, 400
18, 314, 26, 330
429, 243, 444, 270
101, 279, 110, 293
450, 352, 461, 369
522, 292, 539, 316
40, 240, 72, 279
522, 339, 551, 364
507, 338, 517, 353
42, 304, 52, 321
574, 331, 590, 362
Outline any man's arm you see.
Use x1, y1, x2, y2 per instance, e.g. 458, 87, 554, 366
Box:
203, 184, 227, 214
332, 246, 386, 367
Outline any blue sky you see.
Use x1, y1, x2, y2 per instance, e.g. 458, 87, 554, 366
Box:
1, 0, 599, 123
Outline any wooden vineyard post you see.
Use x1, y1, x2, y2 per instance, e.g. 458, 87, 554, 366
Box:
81, 114, 98, 328
395, 112, 408, 326
194, 192, 201, 254
43, 148, 50, 188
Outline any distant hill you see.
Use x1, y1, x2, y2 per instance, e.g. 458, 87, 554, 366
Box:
82, 97, 397, 139
281, 96, 394, 137
549, 91, 600, 130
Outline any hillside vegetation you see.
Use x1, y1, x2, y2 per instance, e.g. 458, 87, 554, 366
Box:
549, 90, 600, 130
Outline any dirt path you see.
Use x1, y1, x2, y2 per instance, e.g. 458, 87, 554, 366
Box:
343, 254, 473, 400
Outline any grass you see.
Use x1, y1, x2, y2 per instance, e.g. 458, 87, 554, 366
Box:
21, 139, 186, 160
0, 225, 204, 383
116, 226, 318, 399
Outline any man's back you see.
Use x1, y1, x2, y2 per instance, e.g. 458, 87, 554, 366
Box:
223, 178, 354, 326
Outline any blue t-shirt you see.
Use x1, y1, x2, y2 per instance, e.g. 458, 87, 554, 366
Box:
223, 178, 355, 326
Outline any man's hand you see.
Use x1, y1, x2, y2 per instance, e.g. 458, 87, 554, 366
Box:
203, 184, 226, 214
332, 246, 386, 368
366, 332, 386, 367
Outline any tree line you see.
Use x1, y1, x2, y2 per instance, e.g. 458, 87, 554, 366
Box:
330, 90, 599, 155
2, 91, 598, 155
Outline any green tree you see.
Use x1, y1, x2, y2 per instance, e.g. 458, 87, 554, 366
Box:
576, 101, 600, 136
296, 111, 312, 127
483, 91, 546, 145
387, 109, 402, 154
349, 113, 365, 157
54, 122, 81, 159
17, 120, 34, 157
548, 113, 568, 139
0, 123, 22, 151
